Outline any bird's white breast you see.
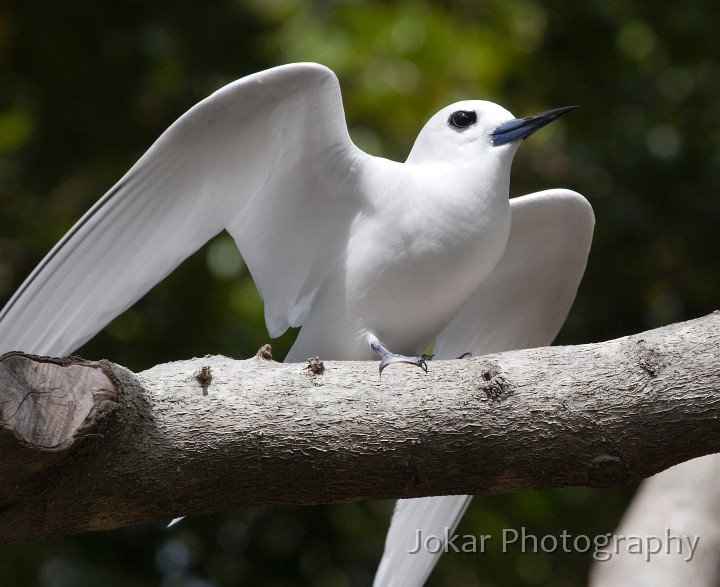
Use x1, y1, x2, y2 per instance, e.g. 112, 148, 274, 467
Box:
342, 159, 512, 355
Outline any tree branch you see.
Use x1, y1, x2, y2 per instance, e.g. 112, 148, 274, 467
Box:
1, 312, 719, 544
589, 454, 720, 587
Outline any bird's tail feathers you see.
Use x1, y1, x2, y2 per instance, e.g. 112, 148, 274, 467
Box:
373, 495, 472, 587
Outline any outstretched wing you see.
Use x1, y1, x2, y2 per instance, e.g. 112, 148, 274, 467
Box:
435, 188, 595, 358
374, 189, 594, 586
0, 63, 366, 356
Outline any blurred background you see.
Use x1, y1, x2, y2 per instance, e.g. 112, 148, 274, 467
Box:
1, 0, 719, 585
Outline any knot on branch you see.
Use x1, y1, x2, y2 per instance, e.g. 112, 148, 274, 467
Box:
0, 352, 119, 450
633, 338, 666, 377
194, 364, 212, 396
304, 356, 325, 375
194, 365, 212, 383
256, 344, 273, 360
477, 361, 510, 401
588, 453, 629, 487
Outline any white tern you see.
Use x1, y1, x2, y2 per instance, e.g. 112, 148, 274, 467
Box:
0, 63, 594, 586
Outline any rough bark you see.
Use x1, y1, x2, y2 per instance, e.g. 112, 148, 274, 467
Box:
0, 312, 719, 545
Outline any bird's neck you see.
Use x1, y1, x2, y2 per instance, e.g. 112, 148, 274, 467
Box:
414, 158, 512, 219
358, 157, 512, 225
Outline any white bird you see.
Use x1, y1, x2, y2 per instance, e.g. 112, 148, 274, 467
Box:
0, 63, 594, 585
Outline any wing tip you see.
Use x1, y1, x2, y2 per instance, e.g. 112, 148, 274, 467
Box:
515, 188, 595, 228
253, 62, 338, 87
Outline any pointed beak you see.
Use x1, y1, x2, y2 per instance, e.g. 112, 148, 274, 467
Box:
491, 105, 578, 147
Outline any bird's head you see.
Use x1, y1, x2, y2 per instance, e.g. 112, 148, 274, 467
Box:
406, 100, 577, 167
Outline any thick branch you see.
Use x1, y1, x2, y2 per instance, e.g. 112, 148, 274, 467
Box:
1, 312, 719, 544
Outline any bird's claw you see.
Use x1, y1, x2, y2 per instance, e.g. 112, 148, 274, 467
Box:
369, 334, 433, 375
378, 353, 432, 375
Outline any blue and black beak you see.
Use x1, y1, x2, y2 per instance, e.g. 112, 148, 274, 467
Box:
491, 105, 578, 147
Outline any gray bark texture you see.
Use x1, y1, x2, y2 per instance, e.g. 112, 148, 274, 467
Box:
0, 312, 719, 545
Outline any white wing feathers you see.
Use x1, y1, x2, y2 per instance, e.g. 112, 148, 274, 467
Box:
375, 189, 594, 587
435, 189, 594, 359
0, 63, 365, 356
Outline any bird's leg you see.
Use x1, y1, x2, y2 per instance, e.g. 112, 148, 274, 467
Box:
367, 334, 433, 375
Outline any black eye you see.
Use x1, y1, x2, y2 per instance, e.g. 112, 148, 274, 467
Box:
448, 110, 477, 130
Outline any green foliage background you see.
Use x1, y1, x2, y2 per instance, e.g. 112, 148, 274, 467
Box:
1, 1, 718, 585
